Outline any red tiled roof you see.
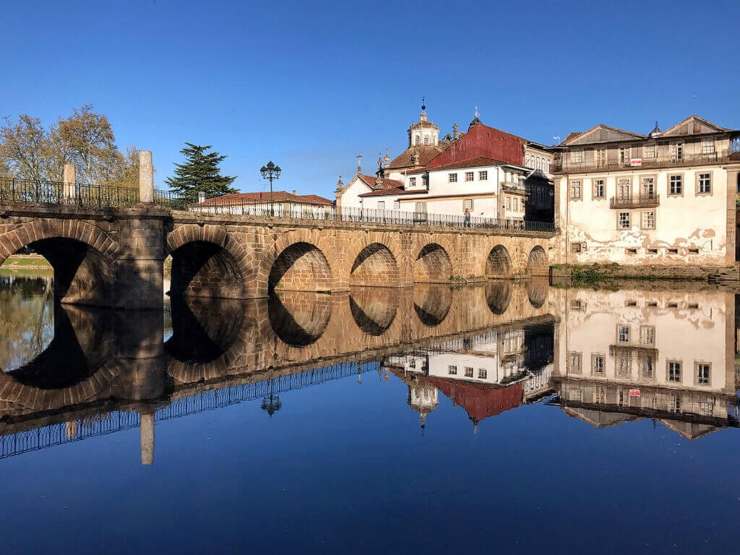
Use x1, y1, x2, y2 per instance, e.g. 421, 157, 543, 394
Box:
356, 174, 410, 197
431, 156, 511, 171
198, 191, 333, 206
428, 377, 524, 423
427, 122, 526, 169
360, 187, 426, 197
386, 145, 445, 170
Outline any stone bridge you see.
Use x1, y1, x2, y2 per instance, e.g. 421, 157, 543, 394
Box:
0, 203, 557, 308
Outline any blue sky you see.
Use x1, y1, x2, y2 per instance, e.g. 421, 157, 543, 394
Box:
2, 0, 738, 198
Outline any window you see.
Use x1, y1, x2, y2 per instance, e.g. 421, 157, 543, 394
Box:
591, 354, 605, 376
640, 176, 656, 199
571, 150, 583, 164
643, 144, 656, 159
465, 171, 474, 182
667, 361, 682, 382
463, 198, 473, 211
479, 170, 488, 181
697, 172, 712, 194
669, 174, 683, 196
414, 135, 420, 146
592, 178, 605, 199
506, 197, 512, 210
619, 146, 630, 164
641, 211, 656, 230
696, 363, 711, 385
409, 359, 416, 369
415, 201, 427, 214
448, 173, 458, 183
465, 367, 474, 378
616, 353, 632, 378
640, 325, 655, 346
702, 139, 715, 155
595, 149, 607, 167
571, 242, 586, 254
513, 198, 519, 211
617, 177, 632, 200
617, 325, 630, 343
671, 142, 684, 161
422, 175, 428, 188
618, 212, 631, 229
377, 201, 385, 210
409, 177, 416, 187
423, 136, 430, 145
448, 365, 458, 375
626, 248, 638, 255
393, 200, 400, 210
569, 179, 582, 200
478, 368, 487, 379
640, 354, 655, 380
568, 352, 582, 374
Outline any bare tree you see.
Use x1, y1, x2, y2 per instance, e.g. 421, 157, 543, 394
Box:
0, 114, 52, 181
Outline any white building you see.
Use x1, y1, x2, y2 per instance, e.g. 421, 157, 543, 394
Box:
336, 105, 554, 223
553, 115, 740, 270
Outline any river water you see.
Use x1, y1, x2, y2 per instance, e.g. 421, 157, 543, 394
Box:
1, 271, 739, 554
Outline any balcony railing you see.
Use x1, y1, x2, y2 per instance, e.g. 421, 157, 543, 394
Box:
609, 194, 660, 209
553, 151, 731, 174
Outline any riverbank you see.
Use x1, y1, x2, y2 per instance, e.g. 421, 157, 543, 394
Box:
550, 263, 738, 286
0, 254, 52, 272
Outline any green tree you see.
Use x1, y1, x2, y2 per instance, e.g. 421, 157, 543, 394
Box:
165, 143, 237, 201
0, 114, 51, 181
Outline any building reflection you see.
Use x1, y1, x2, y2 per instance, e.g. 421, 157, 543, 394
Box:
1, 276, 740, 466
551, 288, 738, 438
385, 317, 555, 431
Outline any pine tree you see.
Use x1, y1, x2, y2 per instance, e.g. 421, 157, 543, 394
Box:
165, 143, 237, 202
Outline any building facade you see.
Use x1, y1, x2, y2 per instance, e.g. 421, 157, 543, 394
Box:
336, 105, 554, 223
193, 190, 333, 217
554, 116, 740, 269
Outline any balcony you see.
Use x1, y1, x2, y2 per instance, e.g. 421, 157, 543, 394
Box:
609, 194, 660, 209
552, 151, 731, 174
609, 344, 658, 356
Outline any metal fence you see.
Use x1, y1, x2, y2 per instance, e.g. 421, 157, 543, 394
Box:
0, 177, 556, 233
189, 201, 556, 233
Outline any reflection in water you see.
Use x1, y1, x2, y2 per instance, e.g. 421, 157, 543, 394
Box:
1, 277, 739, 466
0, 274, 54, 371
349, 287, 398, 336
268, 292, 332, 346
485, 280, 512, 314
413, 285, 453, 326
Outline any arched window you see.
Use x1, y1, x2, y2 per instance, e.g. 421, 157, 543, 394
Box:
414, 135, 420, 145
423, 136, 430, 145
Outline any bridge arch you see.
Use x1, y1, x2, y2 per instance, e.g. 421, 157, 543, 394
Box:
486, 281, 512, 315
350, 243, 399, 287
0, 220, 119, 305
167, 224, 250, 298
349, 288, 398, 336
414, 243, 452, 283
485, 245, 513, 279
526, 246, 548, 277
527, 277, 549, 309
414, 285, 452, 326
269, 292, 332, 346
269, 242, 333, 292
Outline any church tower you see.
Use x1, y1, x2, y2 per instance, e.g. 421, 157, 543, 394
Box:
407, 99, 440, 148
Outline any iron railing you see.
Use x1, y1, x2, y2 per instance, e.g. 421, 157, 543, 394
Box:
0, 178, 556, 233
552, 151, 732, 174
188, 201, 556, 233
609, 194, 660, 209
0, 177, 139, 208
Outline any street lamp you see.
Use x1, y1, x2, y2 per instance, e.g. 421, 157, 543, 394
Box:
260, 161, 281, 217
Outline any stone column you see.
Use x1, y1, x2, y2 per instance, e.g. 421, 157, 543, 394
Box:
63, 163, 76, 199
138, 150, 154, 204
140, 410, 155, 465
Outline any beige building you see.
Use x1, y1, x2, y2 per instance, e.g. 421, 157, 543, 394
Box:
553, 116, 740, 270
551, 287, 737, 437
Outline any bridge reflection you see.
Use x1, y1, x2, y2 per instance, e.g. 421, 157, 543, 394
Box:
0, 280, 738, 465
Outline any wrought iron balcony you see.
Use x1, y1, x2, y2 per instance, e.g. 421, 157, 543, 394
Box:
552, 151, 731, 174
609, 194, 660, 209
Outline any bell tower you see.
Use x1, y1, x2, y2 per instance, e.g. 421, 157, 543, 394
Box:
407, 98, 440, 148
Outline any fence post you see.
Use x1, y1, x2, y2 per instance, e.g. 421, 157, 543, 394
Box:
138, 150, 154, 204
63, 164, 76, 202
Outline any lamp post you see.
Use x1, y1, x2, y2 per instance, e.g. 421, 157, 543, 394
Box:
260, 161, 281, 217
